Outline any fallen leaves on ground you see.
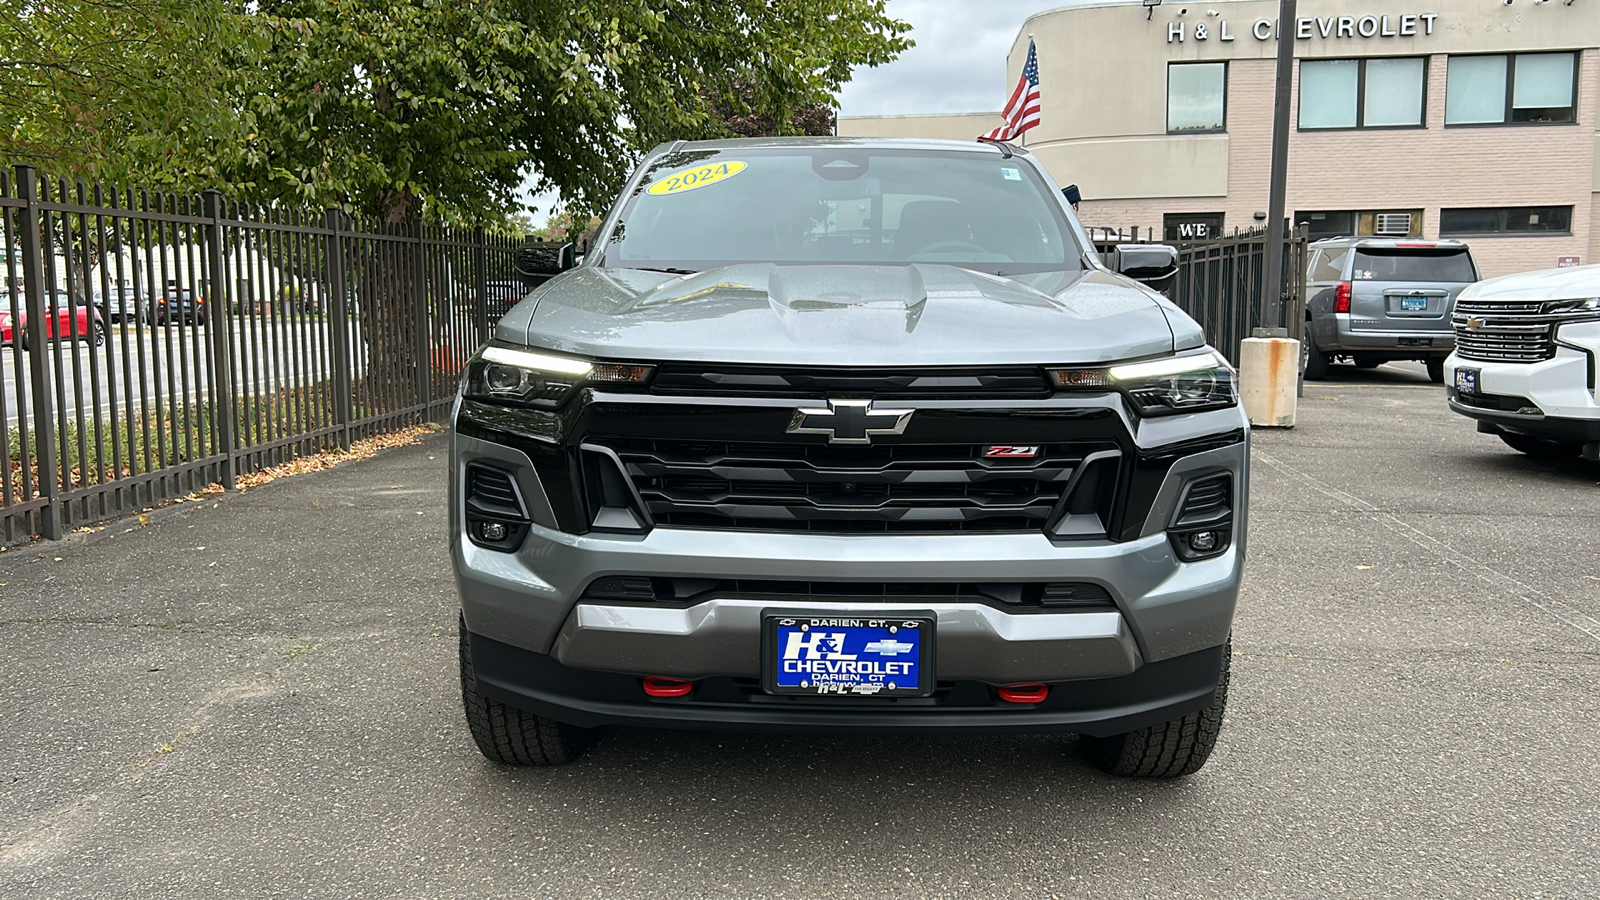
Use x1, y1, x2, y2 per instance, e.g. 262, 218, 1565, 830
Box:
232, 425, 437, 493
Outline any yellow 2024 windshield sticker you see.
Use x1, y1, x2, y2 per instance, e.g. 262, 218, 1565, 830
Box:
646, 161, 747, 195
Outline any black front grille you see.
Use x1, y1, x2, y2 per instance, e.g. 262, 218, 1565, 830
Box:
1452, 299, 1558, 363
580, 576, 1115, 608
591, 437, 1118, 534
652, 364, 1050, 397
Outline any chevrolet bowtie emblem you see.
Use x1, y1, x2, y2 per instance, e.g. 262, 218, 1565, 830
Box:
787, 399, 914, 444
1466, 316, 1485, 331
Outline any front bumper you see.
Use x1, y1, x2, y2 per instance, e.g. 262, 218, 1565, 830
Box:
1444, 336, 1600, 443
469, 629, 1227, 737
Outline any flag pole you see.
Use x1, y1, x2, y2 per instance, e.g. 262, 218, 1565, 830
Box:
1021, 34, 1034, 148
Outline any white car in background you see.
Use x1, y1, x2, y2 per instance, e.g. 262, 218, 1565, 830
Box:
1444, 264, 1600, 459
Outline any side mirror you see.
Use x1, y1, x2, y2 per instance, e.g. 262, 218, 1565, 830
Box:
1061, 184, 1082, 207
1112, 243, 1179, 293
516, 242, 576, 281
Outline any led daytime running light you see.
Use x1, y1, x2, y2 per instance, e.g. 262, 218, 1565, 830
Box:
1108, 352, 1226, 382
481, 345, 594, 376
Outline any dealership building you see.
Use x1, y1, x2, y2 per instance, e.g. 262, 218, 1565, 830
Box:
839, 0, 1600, 277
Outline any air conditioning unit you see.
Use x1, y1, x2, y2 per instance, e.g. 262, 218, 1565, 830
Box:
1374, 213, 1412, 236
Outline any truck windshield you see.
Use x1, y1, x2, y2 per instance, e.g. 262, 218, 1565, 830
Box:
1352, 249, 1476, 283
601, 147, 1083, 276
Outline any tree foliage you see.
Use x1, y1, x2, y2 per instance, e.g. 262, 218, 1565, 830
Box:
0, 0, 260, 187
705, 79, 836, 138
1, 1, 910, 226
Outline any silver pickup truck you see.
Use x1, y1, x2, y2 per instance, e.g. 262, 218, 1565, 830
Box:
450, 137, 1248, 778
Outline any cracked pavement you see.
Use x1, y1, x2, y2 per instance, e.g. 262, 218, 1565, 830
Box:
2, 361, 1597, 899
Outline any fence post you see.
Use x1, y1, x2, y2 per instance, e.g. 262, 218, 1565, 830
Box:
324, 208, 353, 450
203, 190, 237, 490
16, 165, 62, 540
472, 226, 489, 343
413, 220, 430, 417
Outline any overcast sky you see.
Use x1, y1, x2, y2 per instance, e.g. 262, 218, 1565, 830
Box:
838, 0, 1084, 117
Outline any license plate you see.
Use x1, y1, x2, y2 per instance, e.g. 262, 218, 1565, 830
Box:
1454, 367, 1480, 394
763, 612, 934, 698
1400, 296, 1428, 311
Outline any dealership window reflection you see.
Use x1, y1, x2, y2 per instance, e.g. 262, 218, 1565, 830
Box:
1168, 62, 1226, 133
1445, 53, 1576, 124
1299, 58, 1425, 130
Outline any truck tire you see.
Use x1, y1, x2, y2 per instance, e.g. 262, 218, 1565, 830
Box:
1084, 640, 1229, 778
458, 615, 590, 765
1302, 331, 1329, 381
1425, 357, 1445, 383
1499, 433, 1582, 459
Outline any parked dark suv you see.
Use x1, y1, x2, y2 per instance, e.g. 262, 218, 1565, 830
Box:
1302, 237, 1480, 382
452, 138, 1248, 778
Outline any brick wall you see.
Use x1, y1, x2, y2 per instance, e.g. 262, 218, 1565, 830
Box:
1077, 50, 1599, 278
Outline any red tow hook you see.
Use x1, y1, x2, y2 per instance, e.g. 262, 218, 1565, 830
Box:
641, 676, 694, 698
997, 683, 1050, 704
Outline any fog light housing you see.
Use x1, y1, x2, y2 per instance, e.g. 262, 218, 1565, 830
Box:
480, 521, 508, 542
1188, 531, 1218, 553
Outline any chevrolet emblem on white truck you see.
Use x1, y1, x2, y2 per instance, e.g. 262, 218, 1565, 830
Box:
787, 399, 914, 444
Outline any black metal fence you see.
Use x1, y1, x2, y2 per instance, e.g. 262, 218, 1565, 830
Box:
1088, 225, 1309, 365
2, 164, 521, 544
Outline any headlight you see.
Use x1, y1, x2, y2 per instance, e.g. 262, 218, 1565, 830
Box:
463, 343, 652, 408
1049, 351, 1237, 416
1543, 297, 1600, 318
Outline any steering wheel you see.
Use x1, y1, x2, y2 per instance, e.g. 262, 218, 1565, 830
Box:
915, 239, 989, 255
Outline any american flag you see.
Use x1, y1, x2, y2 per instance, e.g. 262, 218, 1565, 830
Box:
980, 39, 1041, 142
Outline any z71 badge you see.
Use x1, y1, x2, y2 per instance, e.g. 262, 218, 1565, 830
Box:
984, 445, 1039, 458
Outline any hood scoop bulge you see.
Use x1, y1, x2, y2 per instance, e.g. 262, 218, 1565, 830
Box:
766, 265, 927, 346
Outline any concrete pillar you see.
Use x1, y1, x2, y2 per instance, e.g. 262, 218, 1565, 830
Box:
1239, 337, 1299, 427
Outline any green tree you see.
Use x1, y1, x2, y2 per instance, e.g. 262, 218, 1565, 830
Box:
240, 0, 910, 224
3, 1, 909, 224
0, 0, 260, 186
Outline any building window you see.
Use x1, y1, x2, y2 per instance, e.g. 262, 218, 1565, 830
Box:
1295, 209, 1422, 240
1164, 212, 1225, 241
1445, 53, 1577, 125
1440, 206, 1573, 235
1296, 210, 1356, 240
1299, 58, 1426, 130
1168, 63, 1226, 133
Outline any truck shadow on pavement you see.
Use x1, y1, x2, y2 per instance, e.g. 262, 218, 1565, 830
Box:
466, 727, 1212, 850
1304, 361, 1435, 385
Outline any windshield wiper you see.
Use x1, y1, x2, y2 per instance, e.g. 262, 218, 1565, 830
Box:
632, 266, 698, 275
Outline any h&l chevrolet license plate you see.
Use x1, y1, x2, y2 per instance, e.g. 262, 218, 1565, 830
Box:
1454, 367, 1480, 395
763, 612, 934, 697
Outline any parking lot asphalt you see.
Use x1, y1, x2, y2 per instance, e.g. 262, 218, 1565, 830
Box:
2, 361, 1597, 899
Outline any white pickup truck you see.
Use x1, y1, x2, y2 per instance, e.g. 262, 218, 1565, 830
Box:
1444, 264, 1600, 460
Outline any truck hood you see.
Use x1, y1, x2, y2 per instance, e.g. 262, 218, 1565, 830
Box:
1459, 263, 1600, 302
498, 263, 1187, 367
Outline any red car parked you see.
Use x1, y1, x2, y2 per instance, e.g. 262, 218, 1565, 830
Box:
0, 290, 106, 351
